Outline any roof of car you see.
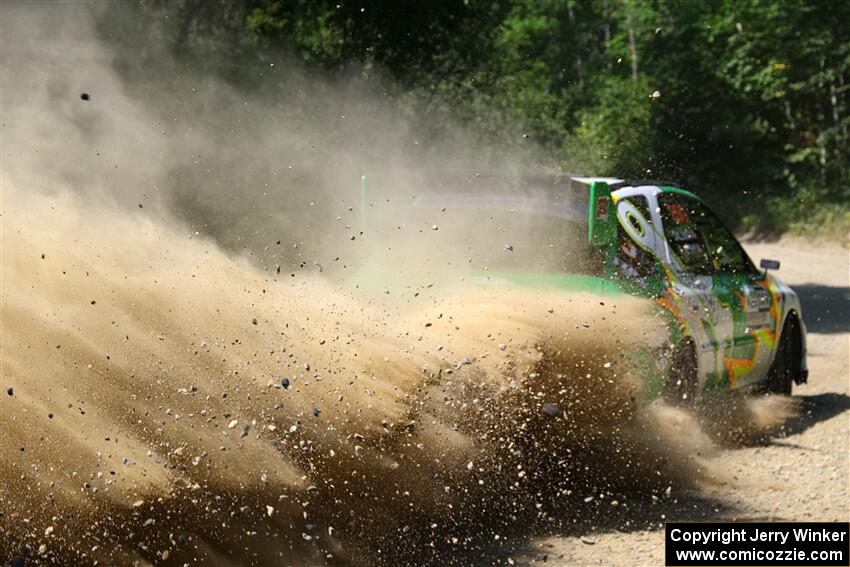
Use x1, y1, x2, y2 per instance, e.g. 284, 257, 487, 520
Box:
570, 176, 626, 186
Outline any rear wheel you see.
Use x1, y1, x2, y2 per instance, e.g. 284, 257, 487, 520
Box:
664, 340, 698, 405
766, 316, 800, 396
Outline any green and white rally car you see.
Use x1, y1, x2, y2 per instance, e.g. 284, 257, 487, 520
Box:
358, 172, 808, 403
567, 177, 808, 402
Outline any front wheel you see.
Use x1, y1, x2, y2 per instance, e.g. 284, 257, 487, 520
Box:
766, 316, 800, 396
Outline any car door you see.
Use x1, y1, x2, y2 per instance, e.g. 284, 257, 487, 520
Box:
657, 193, 738, 391
688, 206, 777, 388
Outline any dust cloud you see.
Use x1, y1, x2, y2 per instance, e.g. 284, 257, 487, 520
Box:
1, 2, 789, 565
2, 188, 700, 565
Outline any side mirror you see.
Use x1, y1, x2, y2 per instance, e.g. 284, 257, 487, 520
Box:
760, 258, 780, 271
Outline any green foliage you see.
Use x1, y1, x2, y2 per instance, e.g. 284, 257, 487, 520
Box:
117, 0, 849, 235
568, 76, 653, 177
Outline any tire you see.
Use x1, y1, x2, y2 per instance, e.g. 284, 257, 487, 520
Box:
766, 316, 799, 396
664, 340, 698, 405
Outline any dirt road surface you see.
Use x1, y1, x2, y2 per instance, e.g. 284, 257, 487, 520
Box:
516, 237, 850, 566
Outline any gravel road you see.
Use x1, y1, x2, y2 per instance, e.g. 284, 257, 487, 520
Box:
516, 237, 850, 566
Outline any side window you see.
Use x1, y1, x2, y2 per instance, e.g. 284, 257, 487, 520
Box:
700, 221, 756, 276
659, 193, 755, 276
613, 196, 657, 282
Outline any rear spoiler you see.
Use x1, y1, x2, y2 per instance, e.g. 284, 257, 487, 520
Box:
571, 177, 621, 246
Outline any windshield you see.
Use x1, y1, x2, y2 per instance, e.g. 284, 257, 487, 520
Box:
658, 192, 756, 276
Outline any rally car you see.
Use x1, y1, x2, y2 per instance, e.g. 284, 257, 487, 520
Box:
570, 177, 808, 403
354, 172, 808, 403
